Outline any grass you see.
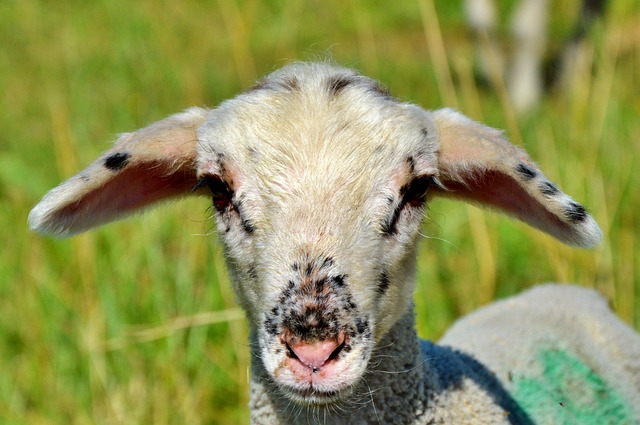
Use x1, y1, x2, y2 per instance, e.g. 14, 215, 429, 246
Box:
1, 0, 638, 423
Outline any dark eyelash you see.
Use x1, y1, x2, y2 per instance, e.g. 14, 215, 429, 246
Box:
196, 175, 257, 235
402, 176, 432, 207
382, 176, 432, 236
196, 175, 233, 211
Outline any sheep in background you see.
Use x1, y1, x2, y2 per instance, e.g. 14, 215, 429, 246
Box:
29, 62, 639, 424
466, 0, 606, 113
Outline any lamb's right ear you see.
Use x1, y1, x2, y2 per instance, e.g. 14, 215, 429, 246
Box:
28, 107, 209, 237
430, 108, 602, 248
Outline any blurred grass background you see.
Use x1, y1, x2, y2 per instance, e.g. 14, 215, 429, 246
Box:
1, 0, 639, 423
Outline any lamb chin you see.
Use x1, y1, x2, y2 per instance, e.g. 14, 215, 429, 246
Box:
282, 383, 353, 406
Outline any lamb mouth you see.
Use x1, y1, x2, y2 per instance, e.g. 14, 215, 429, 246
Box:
283, 384, 351, 405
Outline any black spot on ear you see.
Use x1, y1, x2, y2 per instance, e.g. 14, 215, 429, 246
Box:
376, 271, 390, 295
565, 202, 588, 223
540, 181, 560, 196
327, 75, 354, 95
104, 152, 130, 171
305, 263, 313, 276
516, 163, 537, 181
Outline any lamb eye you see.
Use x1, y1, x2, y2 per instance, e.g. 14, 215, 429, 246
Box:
205, 176, 233, 210
402, 176, 432, 207
381, 176, 432, 236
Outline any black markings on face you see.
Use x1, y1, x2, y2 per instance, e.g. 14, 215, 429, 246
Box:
321, 257, 334, 269
382, 206, 402, 236
327, 75, 355, 95
247, 264, 259, 280
516, 163, 538, 181
207, 187, 254, 235
265, 316, 279, 336
262, 259, 367, 352
407, 156, 416, 175
382, 176, 432, 236
278, 275, 344, 342
241, 218, 255, 234
332, 275, 346, 288
355, 317, 369, 336
565, 201, 588, 223
376, 271, 390, 295
104, 152, 130, 171
540, 181, 560, 196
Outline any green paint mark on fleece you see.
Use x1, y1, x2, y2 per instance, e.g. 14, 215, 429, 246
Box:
513, 349, 636, 425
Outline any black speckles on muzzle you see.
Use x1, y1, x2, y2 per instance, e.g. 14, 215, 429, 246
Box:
262, 260, 368, 345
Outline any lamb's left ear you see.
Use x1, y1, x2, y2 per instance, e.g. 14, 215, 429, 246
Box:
28, 107, 209, 237
430, 108, 602, 248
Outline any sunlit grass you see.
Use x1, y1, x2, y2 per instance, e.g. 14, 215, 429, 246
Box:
1, 0, 638, 423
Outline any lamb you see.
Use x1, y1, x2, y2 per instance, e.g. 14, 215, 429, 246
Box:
29, 62, 640, 424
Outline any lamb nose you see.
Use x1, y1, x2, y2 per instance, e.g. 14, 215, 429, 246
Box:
285, 332, 346, 371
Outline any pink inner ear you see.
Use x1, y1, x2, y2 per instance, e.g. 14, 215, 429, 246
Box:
434, 170, 569, 240
58, 161, 202, 230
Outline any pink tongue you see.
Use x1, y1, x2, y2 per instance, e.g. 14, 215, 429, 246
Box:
288, 336, 343, 369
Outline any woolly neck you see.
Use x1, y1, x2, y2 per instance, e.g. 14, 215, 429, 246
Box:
247, 305, 532, 424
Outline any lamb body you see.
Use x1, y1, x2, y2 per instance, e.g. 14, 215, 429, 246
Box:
29, 62, 639, 424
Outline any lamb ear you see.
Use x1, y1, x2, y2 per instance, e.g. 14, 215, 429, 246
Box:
28, 107, 210, 238
430, 108, 602, 248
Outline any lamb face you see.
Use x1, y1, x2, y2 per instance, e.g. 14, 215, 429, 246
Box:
29, 61, 602, 413
194, 64, 441, 403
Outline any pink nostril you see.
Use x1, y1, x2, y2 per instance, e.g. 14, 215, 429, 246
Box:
285, 332, 346, 371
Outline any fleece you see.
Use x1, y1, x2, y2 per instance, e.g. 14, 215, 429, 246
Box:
249, 284, 640, 424
440, 284, 640, 425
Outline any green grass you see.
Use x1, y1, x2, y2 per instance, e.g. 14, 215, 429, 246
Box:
1, 0, 638, 423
